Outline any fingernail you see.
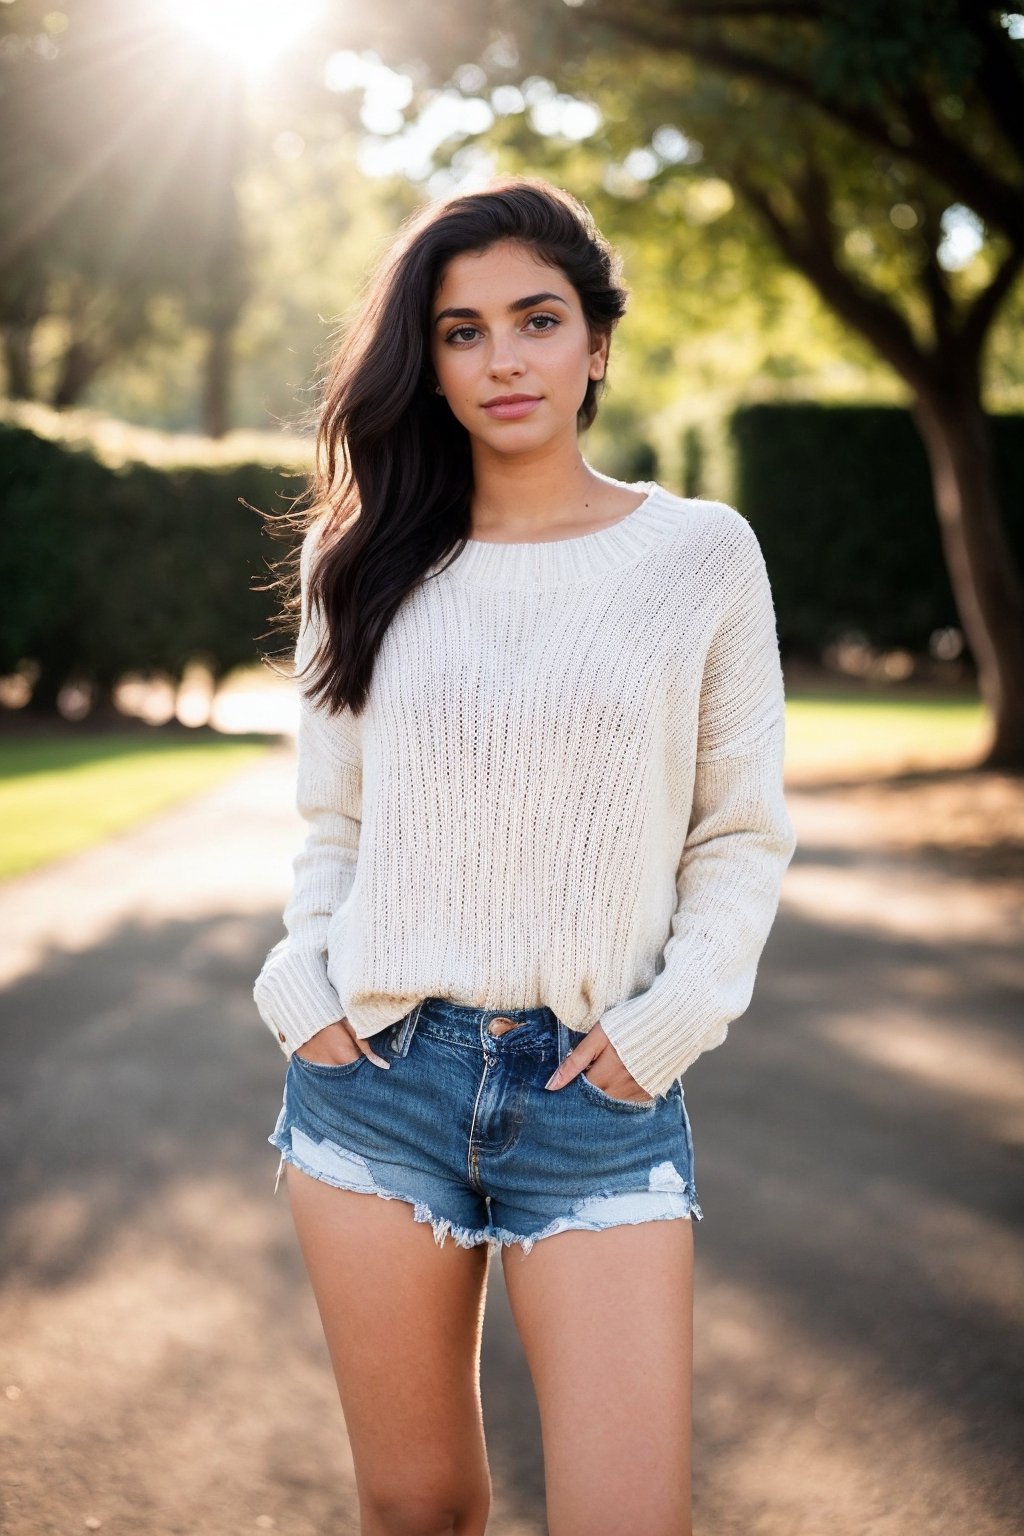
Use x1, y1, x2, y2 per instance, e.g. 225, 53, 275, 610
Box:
372, 1055, 390, 1069
544, 1071, 559, 1090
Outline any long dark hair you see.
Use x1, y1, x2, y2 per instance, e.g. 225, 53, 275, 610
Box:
259, 174, 629, 717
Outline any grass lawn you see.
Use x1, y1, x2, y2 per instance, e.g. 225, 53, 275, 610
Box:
0, 688, 1004, 885
0, 728, 274, 881
784, 689, 989, 782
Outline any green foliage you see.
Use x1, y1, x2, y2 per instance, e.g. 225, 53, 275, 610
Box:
0, 428, 99, 705
335, 0, 1024, 414
0, 418, 305, 705
723, 402, 1024, 656
0, 1, 250, 408
5, 0, 1022, 441
815, 2, 982, 106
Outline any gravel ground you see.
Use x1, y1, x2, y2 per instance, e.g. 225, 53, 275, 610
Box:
0, 741, 1021, 1536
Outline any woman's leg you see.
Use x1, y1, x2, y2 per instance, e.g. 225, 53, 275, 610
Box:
501, 1218, 695, 1536
285, 1162, 493, 1536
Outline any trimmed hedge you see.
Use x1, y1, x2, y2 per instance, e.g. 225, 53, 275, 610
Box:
727, 402, 1024, 659
0, 421, 301, 707
3, 402, 1022, 707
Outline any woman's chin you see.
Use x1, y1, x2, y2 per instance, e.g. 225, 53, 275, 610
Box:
468, 416, 576, 456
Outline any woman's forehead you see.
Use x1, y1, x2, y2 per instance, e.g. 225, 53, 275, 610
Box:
434, 242, 570, 301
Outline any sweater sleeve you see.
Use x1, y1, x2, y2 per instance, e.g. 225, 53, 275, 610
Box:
598, 513, 798, 1099
252, 524, 362, 1059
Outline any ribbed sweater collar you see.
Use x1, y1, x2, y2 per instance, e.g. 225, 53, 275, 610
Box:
430, 480, 684, 590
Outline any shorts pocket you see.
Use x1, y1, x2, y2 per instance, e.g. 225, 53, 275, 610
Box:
577, 1071, 657, 1112
290, 1051, 368, 1079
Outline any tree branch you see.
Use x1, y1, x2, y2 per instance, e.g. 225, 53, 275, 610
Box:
586, 4, 1024, 242
918, 206, 957, 353
901, 85, 1024, 242
730, 160, 930, 388
961, 242, 1024, 357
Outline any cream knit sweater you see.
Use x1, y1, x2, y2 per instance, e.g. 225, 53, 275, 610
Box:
253, 479, 797, 1099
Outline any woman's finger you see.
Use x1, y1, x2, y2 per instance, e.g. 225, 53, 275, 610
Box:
336, 1014, 391, 1070
358, 1040, 391, 1070
544, 1038, 602, 1091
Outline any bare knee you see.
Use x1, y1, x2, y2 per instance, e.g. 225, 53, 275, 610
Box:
359, 1476, 490, 1536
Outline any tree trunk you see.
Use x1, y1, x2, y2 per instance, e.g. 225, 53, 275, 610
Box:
23, 663, 65, 715
201, 321, 232, 439
52, 337, 103, 409
910, 382, 1024, 770
3, 323, 35, 398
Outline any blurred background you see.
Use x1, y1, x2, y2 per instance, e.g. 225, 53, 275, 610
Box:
1, 3, 1022, 1534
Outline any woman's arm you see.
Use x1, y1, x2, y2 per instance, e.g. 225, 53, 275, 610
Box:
253, 524, 362, 1058
598, 513, 799, 1099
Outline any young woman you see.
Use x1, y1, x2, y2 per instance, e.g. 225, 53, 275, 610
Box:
255, 174, 797, 1536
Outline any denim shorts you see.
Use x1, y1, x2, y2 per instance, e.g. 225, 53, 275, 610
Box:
267, 997, 704, 1255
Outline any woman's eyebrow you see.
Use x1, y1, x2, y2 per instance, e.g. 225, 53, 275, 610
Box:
432, 292, 570, 327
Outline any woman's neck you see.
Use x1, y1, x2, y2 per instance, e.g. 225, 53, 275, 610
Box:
468, 456, 646, 544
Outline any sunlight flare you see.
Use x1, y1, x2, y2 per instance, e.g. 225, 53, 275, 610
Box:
166, 0, 326, 80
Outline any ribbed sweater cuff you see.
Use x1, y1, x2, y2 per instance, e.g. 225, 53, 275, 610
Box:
598, 868, 794, 1099
598, 858, 792, 1099
253, 944, 348, 1058
598, 991, 730, 1101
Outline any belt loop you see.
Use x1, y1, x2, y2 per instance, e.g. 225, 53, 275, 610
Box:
392, 999, 424, 1058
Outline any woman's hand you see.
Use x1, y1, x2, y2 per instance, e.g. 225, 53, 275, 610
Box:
293, 1017, 391, 1069
544, 1023, 652, 1103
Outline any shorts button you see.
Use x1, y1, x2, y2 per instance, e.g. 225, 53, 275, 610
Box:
489, 1016, 521, 1036
277, 1031, 286, 1042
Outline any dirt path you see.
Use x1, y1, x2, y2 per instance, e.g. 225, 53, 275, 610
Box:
0, 744, 1021, 1535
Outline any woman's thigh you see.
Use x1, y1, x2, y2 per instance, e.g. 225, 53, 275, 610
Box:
285, 1162, 493, 1530
501, 1217, 695, 1536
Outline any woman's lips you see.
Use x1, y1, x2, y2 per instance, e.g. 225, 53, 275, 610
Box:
483, 397, 541, 420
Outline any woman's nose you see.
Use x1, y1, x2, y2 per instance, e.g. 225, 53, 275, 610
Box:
486, 334, 526, 374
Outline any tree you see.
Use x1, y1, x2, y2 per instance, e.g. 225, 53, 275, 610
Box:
0, 0, 249, 435
337, 0, 1024, 768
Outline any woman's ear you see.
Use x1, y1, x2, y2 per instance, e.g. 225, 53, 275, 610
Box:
589, 330, 610, 382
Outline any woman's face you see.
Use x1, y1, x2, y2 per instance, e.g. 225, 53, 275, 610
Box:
429, 239, 608, 454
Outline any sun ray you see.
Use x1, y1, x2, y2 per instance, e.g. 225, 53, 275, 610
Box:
167, 0, 327, 81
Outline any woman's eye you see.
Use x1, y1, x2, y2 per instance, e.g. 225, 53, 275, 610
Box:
444, 313, 560, 345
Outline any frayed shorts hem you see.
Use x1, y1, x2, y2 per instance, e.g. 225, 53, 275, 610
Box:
273, 1143, 702, 1257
